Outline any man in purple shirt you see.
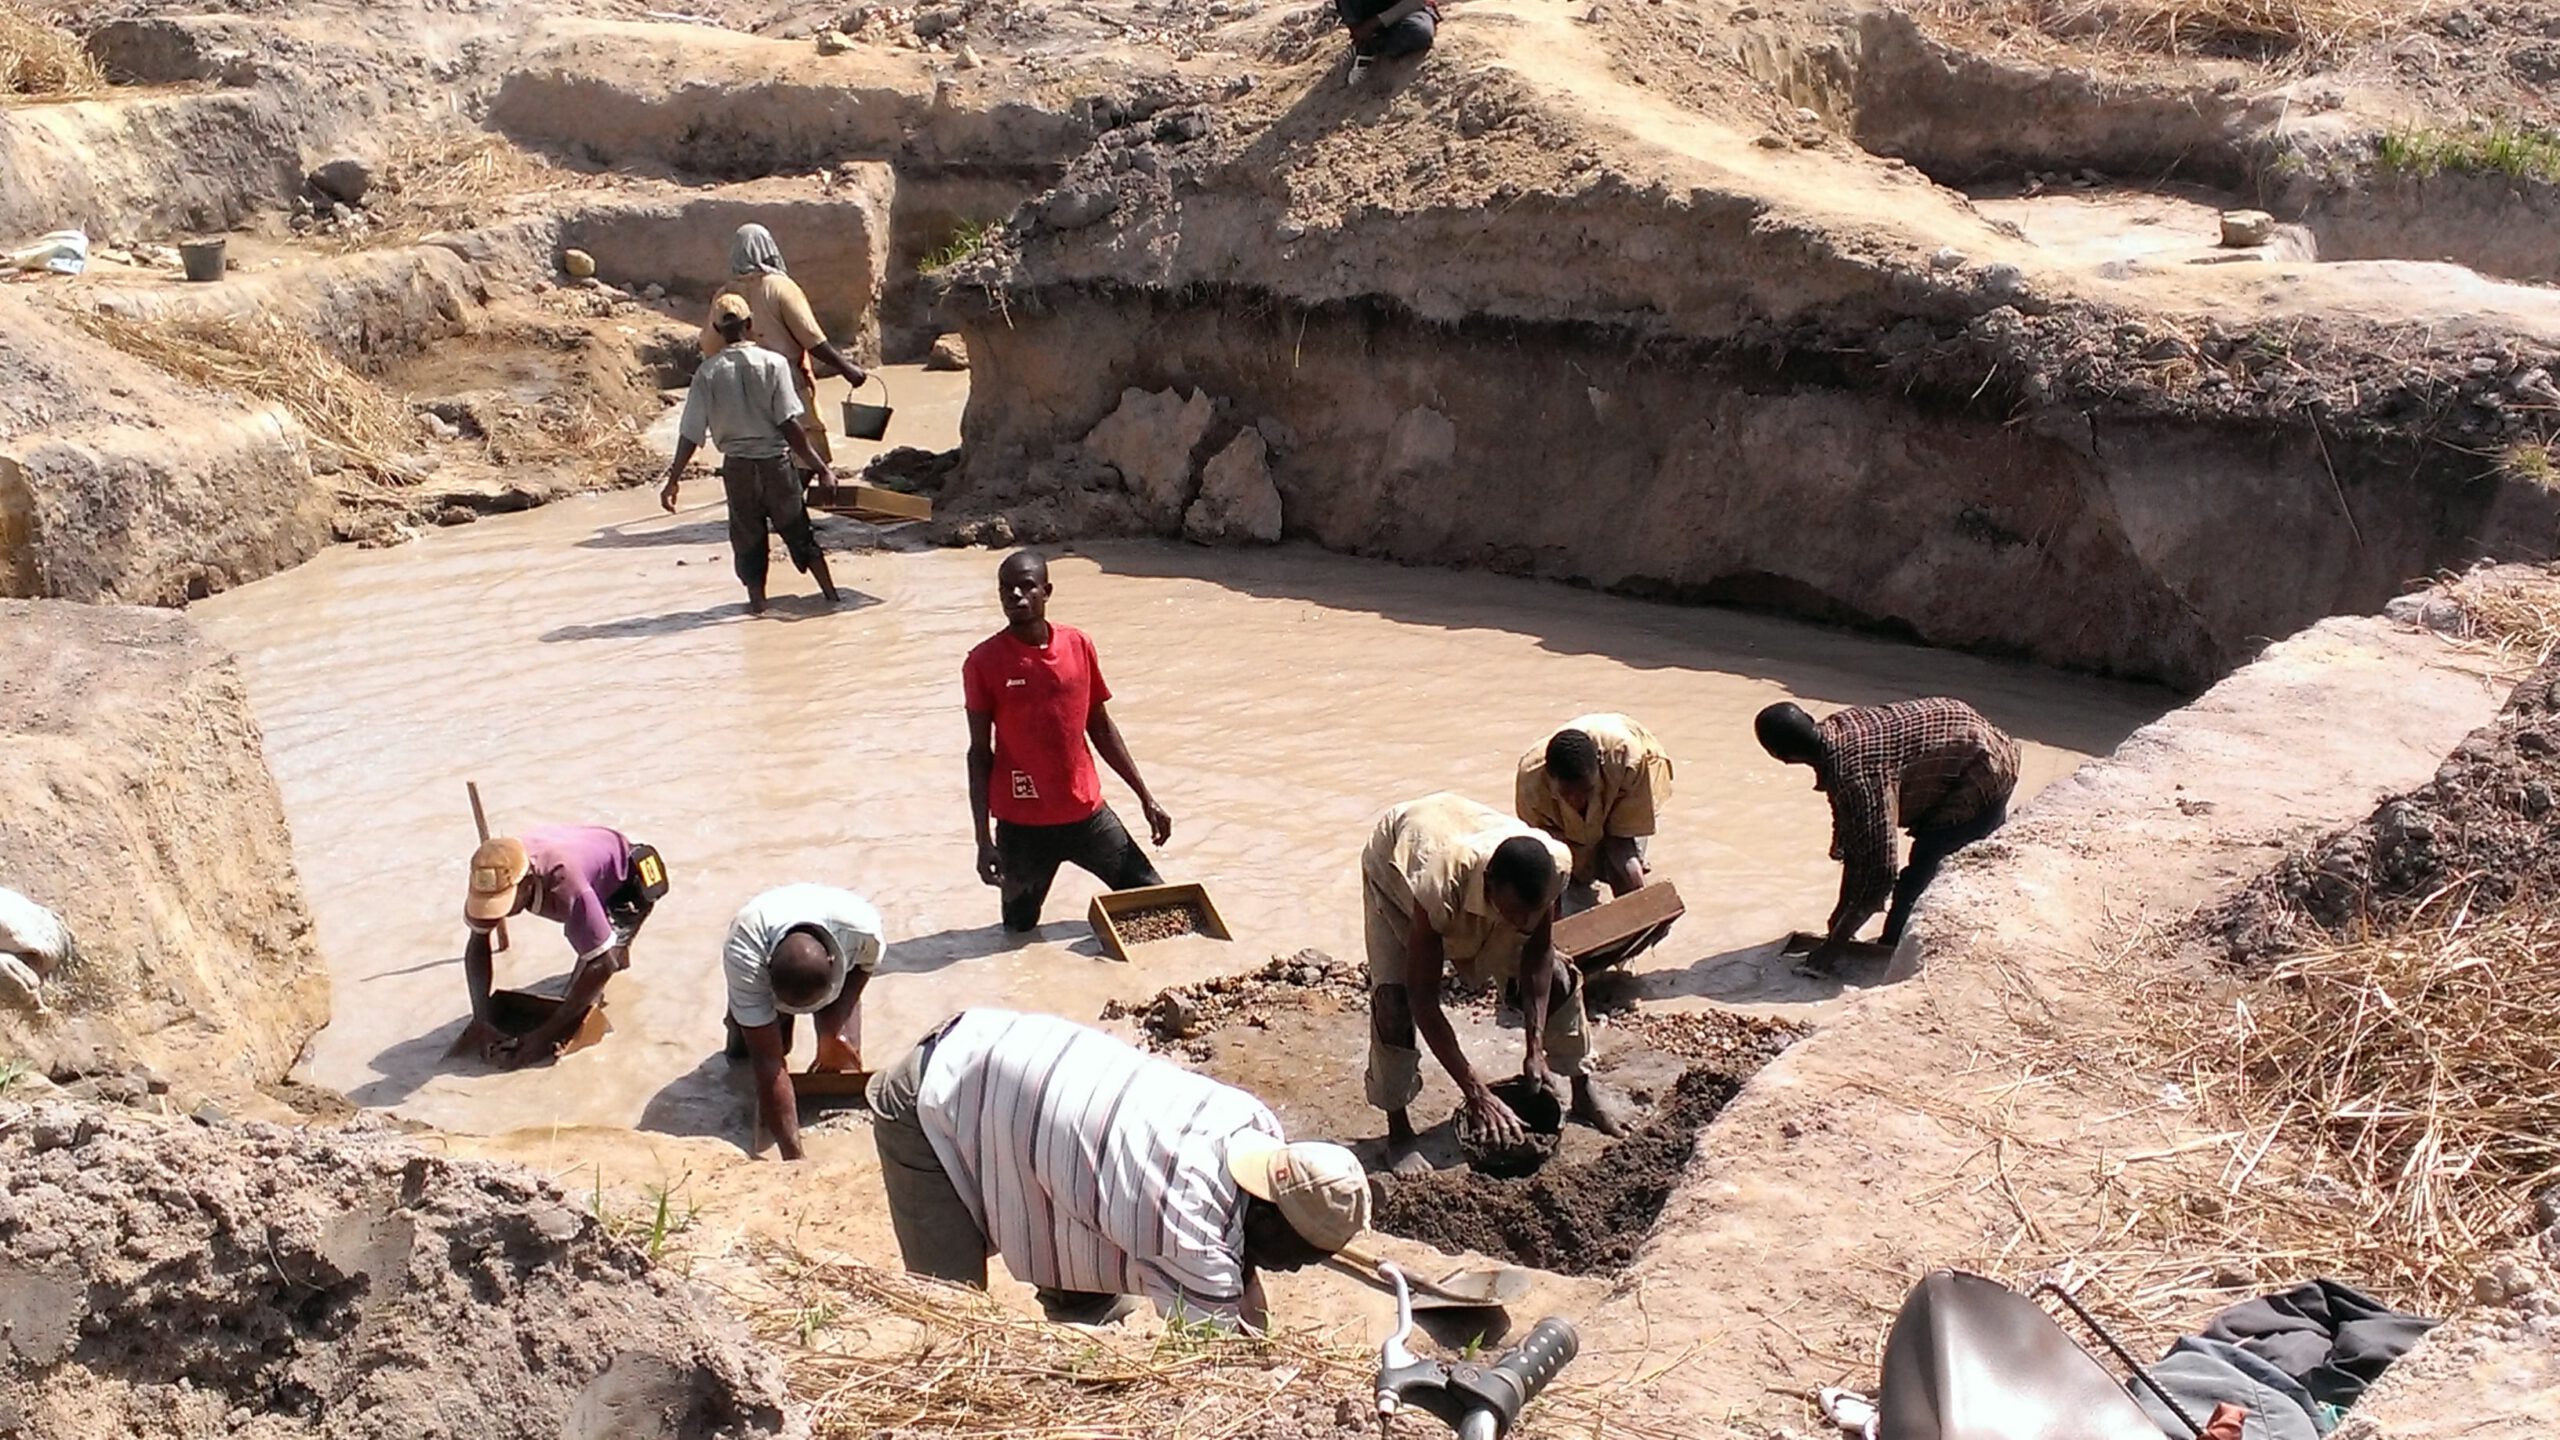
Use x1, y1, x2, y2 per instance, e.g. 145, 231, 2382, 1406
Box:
462, 825, 666, 1066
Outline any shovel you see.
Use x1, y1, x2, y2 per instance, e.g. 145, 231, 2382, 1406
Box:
1332, 1241, 1532, 1310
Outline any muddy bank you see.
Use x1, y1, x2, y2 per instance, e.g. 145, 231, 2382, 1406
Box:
0, 600, 325, 1093
1370, 1059, 1768, 1276
950, 292, 2553, 688
2221, 646, 2560, 958
0, 1101, 793, 1440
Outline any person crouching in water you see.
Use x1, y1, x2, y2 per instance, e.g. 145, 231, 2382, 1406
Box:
661, 293, 842, 615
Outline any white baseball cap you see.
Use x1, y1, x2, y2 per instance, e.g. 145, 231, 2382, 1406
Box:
1227, 1134, 1371, 1252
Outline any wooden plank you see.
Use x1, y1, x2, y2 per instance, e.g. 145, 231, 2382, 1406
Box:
807, 482, 932, 522
1553, 881, 1686, 957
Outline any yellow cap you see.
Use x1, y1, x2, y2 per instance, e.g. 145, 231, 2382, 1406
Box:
1227, 1135, 1371, 1252
464, 836, 530, 923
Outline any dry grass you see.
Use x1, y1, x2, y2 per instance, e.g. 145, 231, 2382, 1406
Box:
0, 1, 102, 97
69, 308, 419, 494
347, 132, 590, 249
1919, 0, 2448, 68
2438, 563, 2560, 668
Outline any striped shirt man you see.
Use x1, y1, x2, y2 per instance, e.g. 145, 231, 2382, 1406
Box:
909, 1009, 1283, 1322
1817, 697, 2020, 931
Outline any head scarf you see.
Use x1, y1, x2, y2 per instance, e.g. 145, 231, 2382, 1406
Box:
729, 224, 787, 278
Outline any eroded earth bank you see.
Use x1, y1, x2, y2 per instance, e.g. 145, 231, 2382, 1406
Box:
7, 0, 2560, 1435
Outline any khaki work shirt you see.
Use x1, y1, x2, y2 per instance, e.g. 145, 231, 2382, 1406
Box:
1361, 792, 1570, 986
699, 272, 828, 371
1515, 713, 1673, 867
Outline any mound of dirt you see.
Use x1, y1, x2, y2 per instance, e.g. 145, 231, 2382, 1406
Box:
2218, 658, 2560, 960
0, 1102, 795, 1440
1101, 947, 1367, 1053
1456, 1075, 1565, 1179
1368, 1065, 1749, 1276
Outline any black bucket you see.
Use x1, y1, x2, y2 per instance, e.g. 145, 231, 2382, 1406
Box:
179, 237, 226, 283
840, 372, 893, 442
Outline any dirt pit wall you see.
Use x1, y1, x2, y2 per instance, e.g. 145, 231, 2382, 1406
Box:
0, 601, 326, 1092
0, 1102, 795, 1440
952, 292, 2549, 688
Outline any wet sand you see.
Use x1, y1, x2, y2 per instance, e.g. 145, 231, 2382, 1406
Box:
197, 412, 2168, 1142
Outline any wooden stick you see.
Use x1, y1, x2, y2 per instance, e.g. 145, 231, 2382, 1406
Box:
467, 781, 510, 953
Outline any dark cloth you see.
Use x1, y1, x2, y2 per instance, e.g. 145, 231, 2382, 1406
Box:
1336, 0, 1435, 56
2135, 1339, 2321, 1440
720, 454, 824, 593
1880, 798, 2007, 943
865, 1020, 989, 1287
2196, 1279, 2437, 1414
995, 805, 1162, 931
1817, 697, 2021, 933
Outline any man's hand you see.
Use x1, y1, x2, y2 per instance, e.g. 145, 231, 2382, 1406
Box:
811, 463, 837, 489
659, 476, 681, 513
1141, 799, 1173, 847
1461, 1086, 1528, 1151
976, 840, 1005, 887
812, 1035, 862, 1073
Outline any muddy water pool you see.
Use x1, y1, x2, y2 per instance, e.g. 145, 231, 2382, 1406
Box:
198, 477, 2168, 1140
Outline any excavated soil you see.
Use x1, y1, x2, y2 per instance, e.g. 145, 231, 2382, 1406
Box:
1369, 1042, 1777, 1275
2219, 654, 2560, 960
1102, 948, 1371, 1055
0, 1102, 792, 1440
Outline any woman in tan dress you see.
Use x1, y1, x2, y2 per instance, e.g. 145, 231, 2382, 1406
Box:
700, 224, 869, 472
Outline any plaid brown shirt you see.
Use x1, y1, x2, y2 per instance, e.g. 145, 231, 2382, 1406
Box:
1817, 698, 2021, 932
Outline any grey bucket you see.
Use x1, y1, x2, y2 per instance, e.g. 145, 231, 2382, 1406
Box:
840, 373, 893, 442
179, 238, 226, 283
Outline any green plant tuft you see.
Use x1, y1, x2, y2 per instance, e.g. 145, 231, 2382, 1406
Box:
920, 221, 997, 275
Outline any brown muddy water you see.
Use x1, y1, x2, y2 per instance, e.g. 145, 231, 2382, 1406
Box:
196, 420, 2168, 1143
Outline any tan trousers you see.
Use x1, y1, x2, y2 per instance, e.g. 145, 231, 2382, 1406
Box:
1361, 886, 1591, 1112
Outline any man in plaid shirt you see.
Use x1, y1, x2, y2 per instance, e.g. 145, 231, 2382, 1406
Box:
1755, 697, 2019, 968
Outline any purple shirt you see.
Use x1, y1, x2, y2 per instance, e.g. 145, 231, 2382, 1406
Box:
521, 825, 632, 959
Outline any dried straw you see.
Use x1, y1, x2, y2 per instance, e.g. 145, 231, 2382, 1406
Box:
0, 1, 103, 97
69, 308, 419, 494
352, 132, 587, 248
2438, 564, 2560, 670
1918, 0, 2448, 67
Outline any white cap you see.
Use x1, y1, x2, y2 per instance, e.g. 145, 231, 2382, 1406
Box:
1226, 1134, 1371, 1252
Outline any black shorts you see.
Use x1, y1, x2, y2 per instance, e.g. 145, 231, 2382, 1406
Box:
996, 806, 1162, 932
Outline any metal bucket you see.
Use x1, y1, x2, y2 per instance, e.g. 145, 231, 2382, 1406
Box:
179, 238, 227, 283
840, 372, 893, 442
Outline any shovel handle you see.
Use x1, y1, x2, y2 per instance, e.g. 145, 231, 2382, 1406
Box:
467, 781, 510, 953
1336, 1242, 1488, 1304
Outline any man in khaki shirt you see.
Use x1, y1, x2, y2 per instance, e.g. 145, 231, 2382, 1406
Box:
1361, 793, 1633, 1164
1515, 713, 1673, 902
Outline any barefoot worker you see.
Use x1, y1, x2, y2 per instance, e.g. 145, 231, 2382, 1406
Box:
1516, 712, 1674, 903
964, 551, 1173, 932
868, 1008, 1371, 1330
661, 293, 842, 616
722, 884, 886, 1162
1755, 697, 2019, 968
699, 222, 869, 479
462, 826, 668, 1066
1362, 792, 1633, 1164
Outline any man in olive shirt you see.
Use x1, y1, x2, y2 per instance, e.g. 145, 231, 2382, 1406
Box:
1361, 792, 1633, 1163
1516, 712, 1674, 900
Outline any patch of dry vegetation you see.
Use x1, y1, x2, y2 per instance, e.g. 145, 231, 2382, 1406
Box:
1920, 0, 2448, 68
68, 309, 420, 496
352, 132, 590, 248
2440, 563, 2560, 668
0, 0, 102, 96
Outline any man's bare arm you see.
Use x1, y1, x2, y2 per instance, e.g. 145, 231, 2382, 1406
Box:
1089, 699, 1172, 844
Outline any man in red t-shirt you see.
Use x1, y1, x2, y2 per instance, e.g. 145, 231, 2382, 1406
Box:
964, 551, 1174, 931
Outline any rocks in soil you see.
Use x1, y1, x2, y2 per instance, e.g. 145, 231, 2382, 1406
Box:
1183, 426, 1283, 545
306, 156, 372, 206
1104, 948, 1366, 1050
561, 247, 597, 279
1081, 385, 1216, 524
2220, 209, 2276, 248
815, 26, 856, 52
0, 1101, 791, 1438
925, 332, 971, 370
861, 444, 964, 494
1114, 901, 1209, 945
1034, 183, 1120, 232
1370, 1065, 1751, 1275
2218, 654, 2560, 960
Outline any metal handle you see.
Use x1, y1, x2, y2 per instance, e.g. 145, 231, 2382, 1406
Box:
1493, 1318, 1579, 1407
849, 369, 890, 405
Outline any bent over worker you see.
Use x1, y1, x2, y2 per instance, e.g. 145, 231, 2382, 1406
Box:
463, 825, 668, 1066
1363, 793, 1633, 1161
1755, 697, 2019, 969
867, 1008, 1370, 1330
699, 223, 869, 475
722, 883, 885, 1161
1516, 711, 1674, 902
662, 293, 841, 615
963, 550, 1172, 932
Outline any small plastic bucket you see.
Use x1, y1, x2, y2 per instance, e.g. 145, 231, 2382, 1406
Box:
840, 372, 894, 441
179, 238, 227, 283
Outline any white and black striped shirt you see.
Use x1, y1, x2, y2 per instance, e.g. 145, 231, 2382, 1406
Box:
915, 1009, 1281, 1322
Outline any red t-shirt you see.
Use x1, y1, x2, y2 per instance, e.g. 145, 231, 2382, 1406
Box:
963, 623, 1111, 827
